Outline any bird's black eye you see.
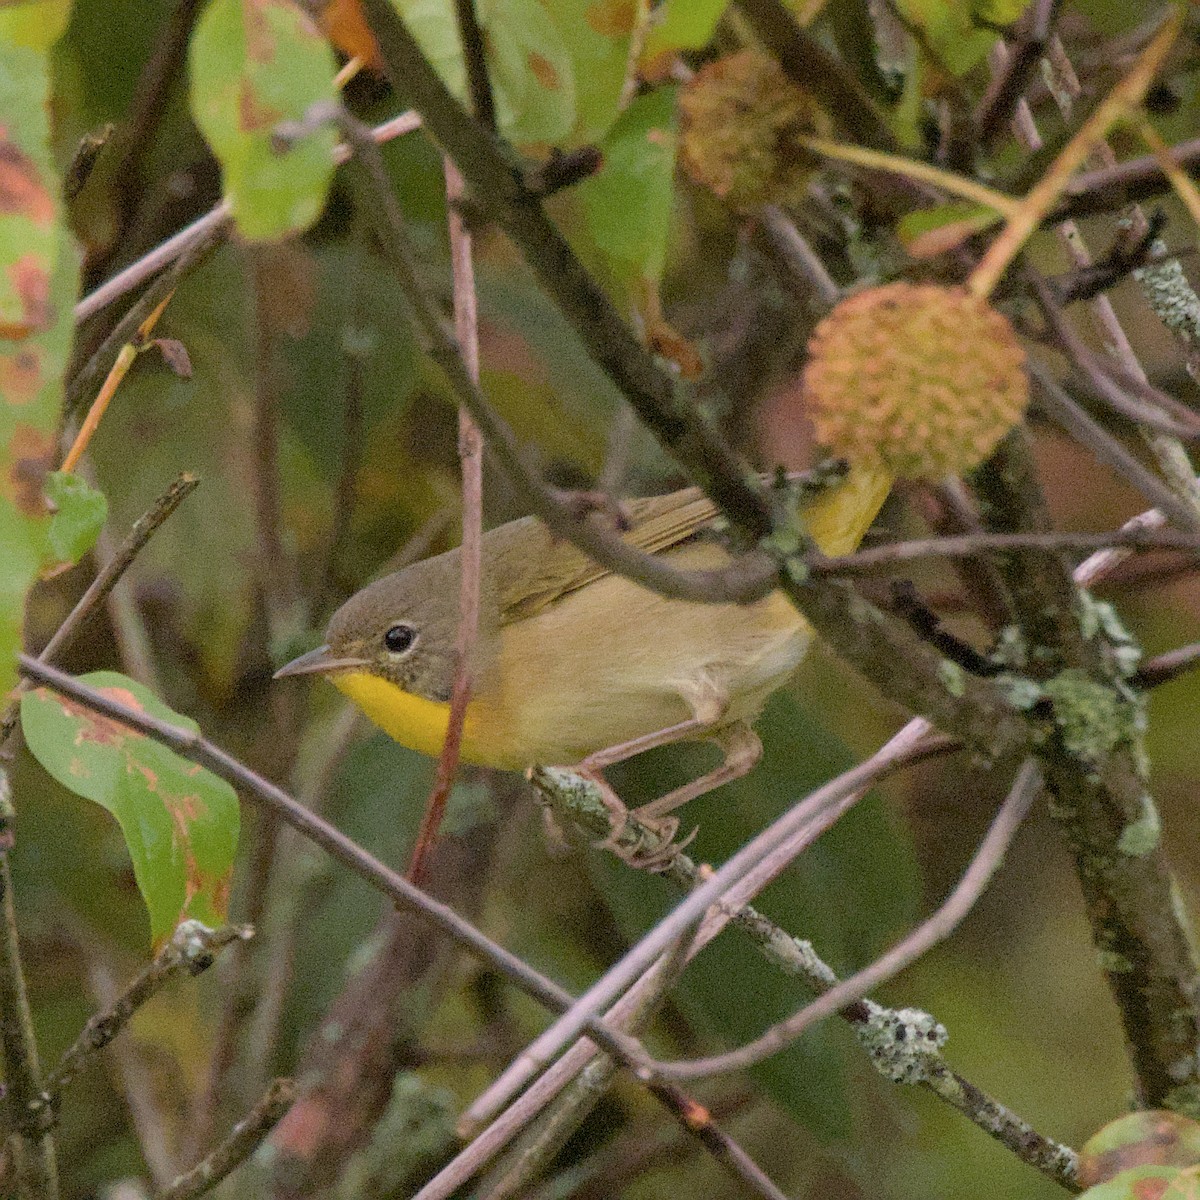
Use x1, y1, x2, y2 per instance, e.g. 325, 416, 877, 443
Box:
384, 624, 417, 654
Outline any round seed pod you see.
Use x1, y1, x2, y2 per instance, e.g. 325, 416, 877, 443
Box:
679, 49, 832, 210
802, 283, 1028, 479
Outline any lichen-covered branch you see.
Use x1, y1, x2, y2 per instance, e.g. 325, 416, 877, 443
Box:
972, 431, 1200, 1107
532, 766, 1080, 1192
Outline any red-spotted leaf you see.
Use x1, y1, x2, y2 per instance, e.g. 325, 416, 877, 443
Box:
1080, 1112, 1200, 1188
1079, 1166, 1182, 1200
0, 14, 79, 699
189, 0, 339, 241
21, 673, 240, 945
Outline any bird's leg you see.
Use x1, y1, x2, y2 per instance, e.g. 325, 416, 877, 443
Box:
578, 676, 746, 867
578, 675, 728, 773
632, 721, 762, 821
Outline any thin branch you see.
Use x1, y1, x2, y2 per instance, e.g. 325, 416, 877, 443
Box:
968, 11, 1181, 298
66, 221, 221, 422
534, 759, 1079, 1192
453, 0, 496, 132
72, 110, 425, 326
813, 524, 1200, 576
12, 657, 637, 1068
356, 0, 774, 541
1028, 358, 1200, 533
471, 921, 792, 1200
157, 1078, 295, 1200
760, 207, 841, 310
333, 104, 781, 606
1051, 137, 1200, 222
0, 776, 58, 1200
458, 734, 951, 1133
974, 0, 1058, 147
37, 922, 249, 1116
0, 473, 199, 747
75, 202, 233, 324
418, 902, 781, 1200
81, 952, 178, 1188
646, 762, 1042, 1080
734, 0, 897, 151
1134, 642, 1200, 689
407, 159, 484, 887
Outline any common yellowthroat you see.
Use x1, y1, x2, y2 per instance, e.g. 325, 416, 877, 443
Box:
276, 464, 891, 817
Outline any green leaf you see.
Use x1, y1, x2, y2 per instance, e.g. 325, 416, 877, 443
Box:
0, 25, 78, 699
575, 87, 678, 305
189, 0, 339, 241
545, 0, 644, 144
1079, 1111, 1200, 1187
597, 690, 921, 1140
1078, 1166, 1182, 1200
891, 0, 998, 76
640, 0, 730, 70
21, 672, 240, 945
45, 471, 107, 566
897, 201, 1005, 257
393, 0, 576, 146
0, 0, 72, 49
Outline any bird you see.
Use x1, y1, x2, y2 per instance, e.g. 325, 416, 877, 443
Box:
275, 463, 891, 825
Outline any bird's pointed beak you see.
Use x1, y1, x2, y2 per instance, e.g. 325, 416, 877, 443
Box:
273, 645, 370, 680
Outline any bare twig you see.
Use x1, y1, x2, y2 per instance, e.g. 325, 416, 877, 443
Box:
760, 207, 841, 310
417, 907, 782, 1200
38, 922, 249, 1114
407, 159, 484, 887
453, 0, 496, 132
66, 226, 220, 423
334, 105, 781, 606
646, 762, 1041, 1080
157, 1078, 295, 1200
969, 11, 1181, 298
84, 0, 205, 285
75, 203, 233, 324
1052, 138, 1200, 222
734, 0, 896, 151
974, 0, 1058, 147
1134, 642, 1200, 689
470, 920, 790, 1200
535, 760, 1079, 1192
0, 776, 58, 1200
459, 733, 951, 1131
813, 524, 1200, 576
1028, 359, 1200, 533
72, 110, 424, 326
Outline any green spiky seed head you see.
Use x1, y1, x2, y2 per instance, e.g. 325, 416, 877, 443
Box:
678, 49, 832, 210
802, 283, 1028, 479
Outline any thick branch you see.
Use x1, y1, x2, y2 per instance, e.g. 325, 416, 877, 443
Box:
972, 431, 1200, 1106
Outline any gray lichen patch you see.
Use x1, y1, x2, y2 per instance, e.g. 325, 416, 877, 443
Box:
855, 1002, 947, 1084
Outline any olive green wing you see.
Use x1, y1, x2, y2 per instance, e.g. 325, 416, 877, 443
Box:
491, 488, 720, 625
